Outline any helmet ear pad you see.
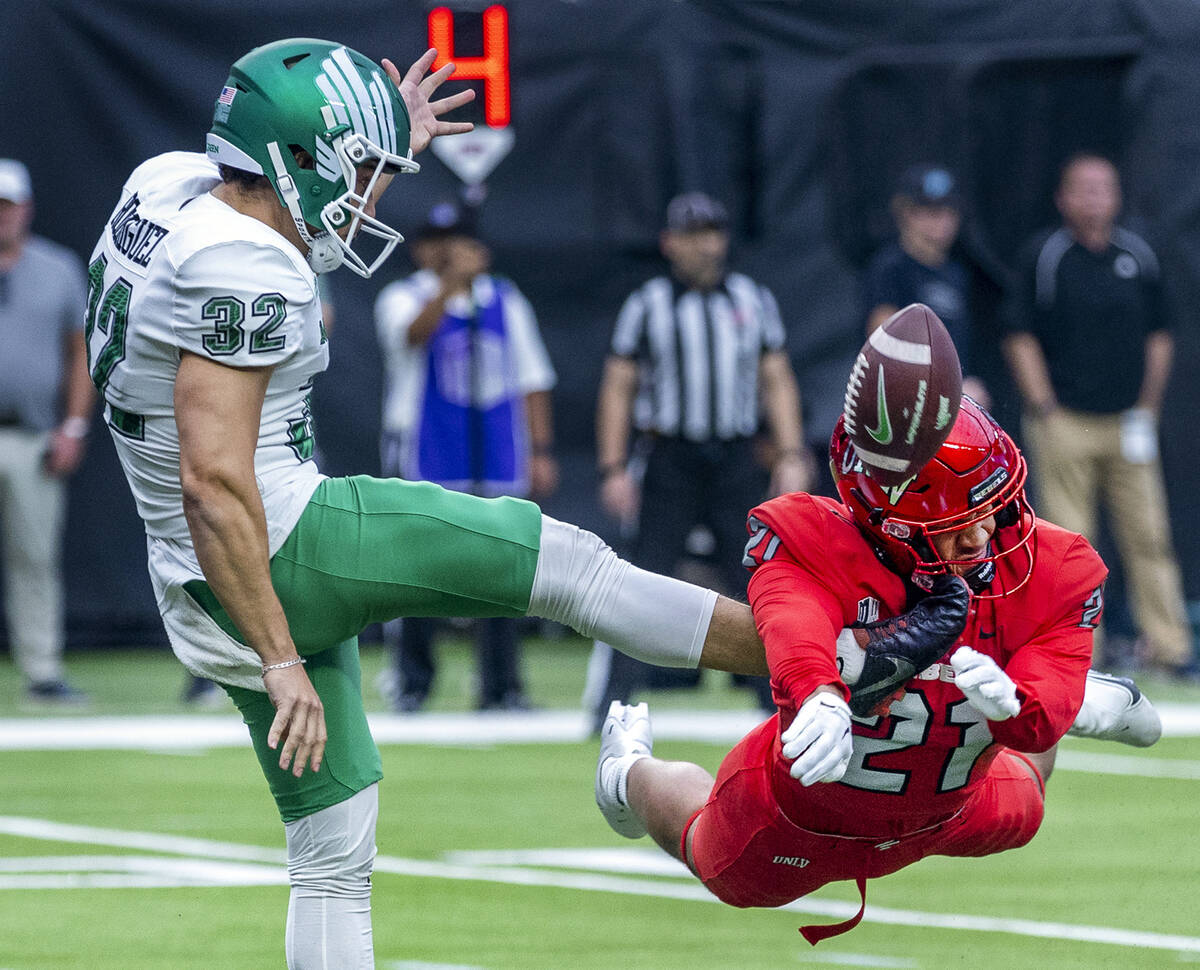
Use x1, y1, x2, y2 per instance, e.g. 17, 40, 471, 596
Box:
995, 500, 1019, 529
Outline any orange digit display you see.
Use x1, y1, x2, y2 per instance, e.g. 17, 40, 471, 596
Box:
428, 5, 511, 128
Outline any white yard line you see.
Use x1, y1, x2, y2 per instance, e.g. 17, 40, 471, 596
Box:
0, 703, 1197, 749
793, 954, 918, 968
0, 854, 286, 889
384, 963, 485, 970
0, 816, 1197, 954
0, 710, 1198, 781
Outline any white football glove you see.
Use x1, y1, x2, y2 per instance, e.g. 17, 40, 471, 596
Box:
950, 646, 1020, 721
780, 692, 854, 786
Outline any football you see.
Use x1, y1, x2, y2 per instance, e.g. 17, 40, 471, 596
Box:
841, 303, 962, 486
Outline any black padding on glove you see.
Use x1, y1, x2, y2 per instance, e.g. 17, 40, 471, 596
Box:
847, 573, 970, 717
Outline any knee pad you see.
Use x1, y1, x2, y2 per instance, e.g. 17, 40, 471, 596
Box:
528, 517, 624, 636
529, 516, 713, 668
286, 783, 378, 897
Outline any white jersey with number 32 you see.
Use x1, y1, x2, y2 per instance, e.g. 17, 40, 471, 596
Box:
87, 151, 329, 686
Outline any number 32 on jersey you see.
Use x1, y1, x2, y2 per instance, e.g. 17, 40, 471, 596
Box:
86, 252, 290, 394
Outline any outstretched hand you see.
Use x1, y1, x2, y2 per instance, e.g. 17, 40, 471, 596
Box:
264, 663, 327, 777
780, 690, 853, 786
382, 49, 475, 156
950, 646, 1020, 721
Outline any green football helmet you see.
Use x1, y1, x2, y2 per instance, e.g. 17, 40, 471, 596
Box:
206, 38, 418, 277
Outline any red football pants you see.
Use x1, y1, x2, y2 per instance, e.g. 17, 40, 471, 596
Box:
684, 718, 1045, 917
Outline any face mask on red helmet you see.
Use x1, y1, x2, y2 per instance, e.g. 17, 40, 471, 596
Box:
830, 397, 1037, 598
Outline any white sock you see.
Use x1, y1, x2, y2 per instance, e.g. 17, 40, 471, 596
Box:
284, 784, 378, 970
529, 516, 715, 668
600, 752, 648, 808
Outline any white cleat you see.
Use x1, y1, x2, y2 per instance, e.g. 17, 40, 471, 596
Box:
595, 700, 653, 838
1068, 670, 1162, 748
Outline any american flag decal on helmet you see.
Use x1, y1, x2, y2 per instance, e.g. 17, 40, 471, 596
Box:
218, 85, 237, 105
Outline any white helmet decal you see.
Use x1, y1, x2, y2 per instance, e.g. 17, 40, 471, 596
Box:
313, 47, 399, 181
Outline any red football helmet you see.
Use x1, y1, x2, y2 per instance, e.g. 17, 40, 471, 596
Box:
830, 397, 1037, 597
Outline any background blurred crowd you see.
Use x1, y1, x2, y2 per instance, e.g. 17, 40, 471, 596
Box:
3, 0, 1200, 703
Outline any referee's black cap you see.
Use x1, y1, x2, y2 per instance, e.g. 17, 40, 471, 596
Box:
894, 165, 961, 209
665, 192, 729, 232
415, 200, 480, 241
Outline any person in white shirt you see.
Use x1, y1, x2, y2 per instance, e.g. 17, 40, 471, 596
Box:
376, 201, 559, 711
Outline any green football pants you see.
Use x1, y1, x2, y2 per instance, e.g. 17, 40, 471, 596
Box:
190, 475, 543, 820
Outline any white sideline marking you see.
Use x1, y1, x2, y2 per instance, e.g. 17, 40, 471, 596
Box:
0, 854, 285, 889
448, 847, 690, 877
0, 816, 285, 863
384, 964, 485, 970
1, 817, 1198, 954
1055, 749, 1200, 779
0, 703, 1197, 751
795, 954, 917, 968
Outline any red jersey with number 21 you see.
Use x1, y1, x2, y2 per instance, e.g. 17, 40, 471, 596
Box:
743, 492, 1103, 837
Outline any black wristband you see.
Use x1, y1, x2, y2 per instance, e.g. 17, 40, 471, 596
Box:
532, 444, 554, 458
597, 462, 625, 482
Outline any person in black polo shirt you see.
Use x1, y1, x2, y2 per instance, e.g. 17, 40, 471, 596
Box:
1003, 152, 1193, 677
587, 192, 812, 727
864, 164, 989, 407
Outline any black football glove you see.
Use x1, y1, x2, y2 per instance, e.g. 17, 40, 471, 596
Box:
846, 573, 971, 718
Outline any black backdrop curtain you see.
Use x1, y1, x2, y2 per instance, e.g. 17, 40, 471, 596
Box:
3, 0, 1199, 645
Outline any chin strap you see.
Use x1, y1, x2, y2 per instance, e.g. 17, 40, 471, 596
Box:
266, 141, 345, 274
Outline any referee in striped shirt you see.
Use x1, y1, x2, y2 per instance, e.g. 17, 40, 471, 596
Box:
589, 192, 812, 726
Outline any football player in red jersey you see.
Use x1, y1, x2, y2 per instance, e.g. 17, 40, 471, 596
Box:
595, 397, 1161, 942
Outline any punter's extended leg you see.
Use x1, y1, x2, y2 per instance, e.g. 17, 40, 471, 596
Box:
530, 516, 766, 677
260, 480, 766, 678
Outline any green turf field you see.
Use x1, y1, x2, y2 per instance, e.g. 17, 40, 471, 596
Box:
2, 637, 1198, 969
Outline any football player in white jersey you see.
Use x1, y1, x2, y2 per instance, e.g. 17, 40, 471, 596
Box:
86, 38, 766, 969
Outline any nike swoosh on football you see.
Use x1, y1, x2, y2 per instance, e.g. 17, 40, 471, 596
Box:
867, 367, 893, 445
854, 657, 903, 695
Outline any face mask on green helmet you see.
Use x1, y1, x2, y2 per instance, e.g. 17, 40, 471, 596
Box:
205, 38, 419, 278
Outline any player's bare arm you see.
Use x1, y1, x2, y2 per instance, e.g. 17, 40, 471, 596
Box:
175, 352, 326, 777
696, 598, 768, 677
382, 49, 475, 155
